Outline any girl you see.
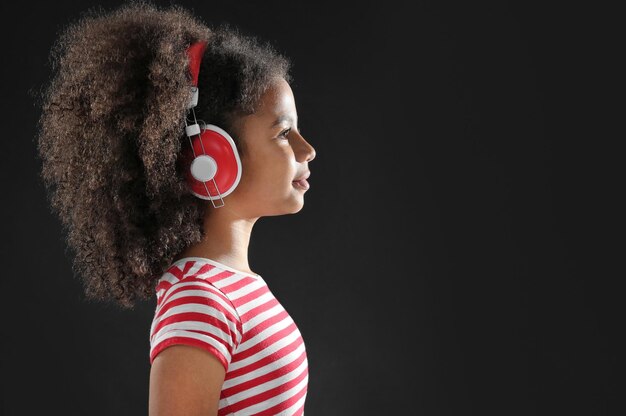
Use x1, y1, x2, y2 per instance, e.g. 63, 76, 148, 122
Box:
35, 1, 316, 415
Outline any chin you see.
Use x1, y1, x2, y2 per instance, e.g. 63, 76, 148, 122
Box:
284, 194, 305, 214
260, 195, 304, 216
290, 203, 305, 214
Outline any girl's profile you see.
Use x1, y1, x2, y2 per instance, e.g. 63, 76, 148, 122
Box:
35, 1, 316, 414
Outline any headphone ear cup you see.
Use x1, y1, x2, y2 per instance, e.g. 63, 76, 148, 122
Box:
184, 124, 242, 201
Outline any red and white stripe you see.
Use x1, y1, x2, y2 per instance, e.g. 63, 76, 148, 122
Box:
149, 257, 308, 415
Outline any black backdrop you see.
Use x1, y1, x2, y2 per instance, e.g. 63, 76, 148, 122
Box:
1, 0, 619, 415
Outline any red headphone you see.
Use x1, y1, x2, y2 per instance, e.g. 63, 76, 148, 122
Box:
182, 41, 242, 207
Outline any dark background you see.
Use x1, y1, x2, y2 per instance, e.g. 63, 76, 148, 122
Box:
1, 0, 620, 415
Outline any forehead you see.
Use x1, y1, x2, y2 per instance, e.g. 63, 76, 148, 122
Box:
255, 78, 297, 120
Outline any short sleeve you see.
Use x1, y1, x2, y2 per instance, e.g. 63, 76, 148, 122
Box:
149, 278, 242, 371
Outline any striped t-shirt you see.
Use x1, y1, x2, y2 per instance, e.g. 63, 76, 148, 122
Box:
149, 257, 309, 415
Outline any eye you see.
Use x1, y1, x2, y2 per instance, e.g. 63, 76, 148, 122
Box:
279, 128, 291, 139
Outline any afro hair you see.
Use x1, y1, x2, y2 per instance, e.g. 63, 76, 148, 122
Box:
33, 0, 293, 309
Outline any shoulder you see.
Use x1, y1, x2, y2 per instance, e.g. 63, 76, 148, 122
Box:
150, 274, 244, 366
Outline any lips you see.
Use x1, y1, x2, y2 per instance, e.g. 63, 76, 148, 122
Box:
292, 171, 311, 190
292, 178, 310, 190
293, 171, 310, 182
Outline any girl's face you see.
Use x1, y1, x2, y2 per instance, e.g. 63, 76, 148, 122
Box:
227, 77, 316, 217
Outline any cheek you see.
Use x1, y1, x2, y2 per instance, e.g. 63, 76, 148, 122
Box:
239, 146, 295, 190
266, 162, 294, 187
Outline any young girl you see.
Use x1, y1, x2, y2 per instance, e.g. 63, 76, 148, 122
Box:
35, 1, 316, 415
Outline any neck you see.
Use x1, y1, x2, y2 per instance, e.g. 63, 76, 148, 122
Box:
174, 203, 258, 275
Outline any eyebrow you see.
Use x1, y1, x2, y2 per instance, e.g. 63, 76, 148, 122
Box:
271, 115, 296, 128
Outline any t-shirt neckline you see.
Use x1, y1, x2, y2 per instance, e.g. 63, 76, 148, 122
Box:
172, 256, 262, 280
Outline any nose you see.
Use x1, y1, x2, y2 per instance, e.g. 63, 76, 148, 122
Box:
295, 132, 316, 162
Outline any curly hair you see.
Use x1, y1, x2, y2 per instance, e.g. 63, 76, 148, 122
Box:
33, 0, 293, 309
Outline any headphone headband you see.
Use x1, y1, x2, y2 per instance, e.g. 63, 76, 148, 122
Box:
186, 41, 208, 87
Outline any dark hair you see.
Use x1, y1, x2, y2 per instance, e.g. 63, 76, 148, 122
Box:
33, 0, 293, 309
